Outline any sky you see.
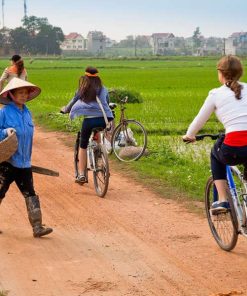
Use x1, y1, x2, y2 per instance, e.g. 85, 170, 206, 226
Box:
2, 0, 247, 40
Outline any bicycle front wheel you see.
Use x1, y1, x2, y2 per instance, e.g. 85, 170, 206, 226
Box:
74, 132, 80, 178
205, 176, 238, 251
93, 144, 110, 198
111, 120, 147, 162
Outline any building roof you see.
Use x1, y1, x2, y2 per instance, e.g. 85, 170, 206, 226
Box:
152, 33, 174, 38
231, 32, 247, 38
65, 32, 83, 40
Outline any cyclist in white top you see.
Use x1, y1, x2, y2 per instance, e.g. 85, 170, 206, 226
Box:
183, 55, 247, 214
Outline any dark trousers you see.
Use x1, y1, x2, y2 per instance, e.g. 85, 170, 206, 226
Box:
0, 162, 36, 201
80, 117, 112, 149
211, 136, 247, 180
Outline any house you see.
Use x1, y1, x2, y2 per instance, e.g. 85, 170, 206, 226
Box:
225, 32, 247, 55
87, 31, 106, 54
201, 37, 224, 56
60, 32, 87, 52
150, 33, 175, 55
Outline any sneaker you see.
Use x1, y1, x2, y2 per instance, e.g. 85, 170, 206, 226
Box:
211, 201, 230, 215
75, 174, 87, 184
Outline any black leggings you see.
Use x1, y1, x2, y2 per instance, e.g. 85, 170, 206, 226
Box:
0, 162, 36, 201
80, 117, 112, 149
211, 136, 247, 180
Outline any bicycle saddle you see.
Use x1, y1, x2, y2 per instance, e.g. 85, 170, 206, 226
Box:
92, 127, 104, 133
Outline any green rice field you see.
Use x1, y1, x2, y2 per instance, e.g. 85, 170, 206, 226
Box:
1, 57, 247, 200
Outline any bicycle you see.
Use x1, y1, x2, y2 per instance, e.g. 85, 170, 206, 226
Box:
103, 92, 147, 162
186, 134, 247, 251
74, 127, 110, 198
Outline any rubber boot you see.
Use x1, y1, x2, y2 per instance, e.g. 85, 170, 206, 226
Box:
25, 196, 53, 238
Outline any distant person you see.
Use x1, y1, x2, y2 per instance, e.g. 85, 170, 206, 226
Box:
183, 55, 247, 214
0, 78, 53, 238
61, 66, 113, 183
0, 55, 28, 91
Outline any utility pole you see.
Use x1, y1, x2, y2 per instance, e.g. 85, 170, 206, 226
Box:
2, 0, 4, 28
134, 36, 137, 57
24, 0, 27, 18
223, 38, 226, 56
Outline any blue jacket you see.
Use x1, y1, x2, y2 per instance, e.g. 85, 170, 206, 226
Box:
0, 102, 34, 168
66, 86, 113, 120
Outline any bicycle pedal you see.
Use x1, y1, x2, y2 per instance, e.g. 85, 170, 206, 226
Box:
210, 208, 229, 216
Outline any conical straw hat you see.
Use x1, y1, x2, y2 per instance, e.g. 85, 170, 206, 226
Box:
0, 78, 41, 105
0, 132, 18, 163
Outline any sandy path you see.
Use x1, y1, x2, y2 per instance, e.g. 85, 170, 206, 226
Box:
0, 127, 247, 296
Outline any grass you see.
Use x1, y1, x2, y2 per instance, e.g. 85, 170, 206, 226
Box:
1, 57, 246, 201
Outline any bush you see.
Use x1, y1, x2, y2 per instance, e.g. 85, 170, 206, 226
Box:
109, 88, 143, 104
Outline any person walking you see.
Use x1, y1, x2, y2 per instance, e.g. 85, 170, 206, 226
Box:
0, 77, 53, 237
0, 55, 28, 91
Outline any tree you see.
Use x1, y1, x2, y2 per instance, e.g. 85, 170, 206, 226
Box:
0, 28, 12, 55
22, 16, 49, 35
135, 36, 151, 48
117, 35, 135, 48
36, 24, 64, 55
192, 27, 203, 49
10, 27, 31, 53
10, 15, 65, 55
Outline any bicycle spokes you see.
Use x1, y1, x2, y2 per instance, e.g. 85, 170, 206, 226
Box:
112, 120, 147, 162
93, 144, 109, 198
205, 177, 238, 251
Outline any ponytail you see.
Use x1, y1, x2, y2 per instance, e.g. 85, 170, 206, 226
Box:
217, 55, 243, 100
226, 80, 243, 100
15, 59, 24, 77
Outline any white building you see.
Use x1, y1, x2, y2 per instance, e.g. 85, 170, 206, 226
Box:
150, 33, 175, 55
87, 31, 106, 54
225, 37, 236, 55
60, 32, 87, 52
225, 32, 247, 55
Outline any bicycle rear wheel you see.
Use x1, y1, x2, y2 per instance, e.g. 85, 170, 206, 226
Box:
93, 144, 110, 198
205, 176, 238, 251
111, 119, 147, 162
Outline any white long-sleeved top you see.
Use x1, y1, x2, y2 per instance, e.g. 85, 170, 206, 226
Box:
186, 82, 247, 137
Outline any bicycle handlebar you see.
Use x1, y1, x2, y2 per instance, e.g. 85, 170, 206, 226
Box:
183, 133, 223, 143
195, 134, 222, 141
121, 96, 128, 104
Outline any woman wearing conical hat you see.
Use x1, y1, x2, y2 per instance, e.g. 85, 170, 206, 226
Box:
0, 78, 52, 237
0, 55, 28, 92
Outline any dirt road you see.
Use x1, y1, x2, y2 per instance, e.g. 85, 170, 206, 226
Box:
0, 128, 247, 296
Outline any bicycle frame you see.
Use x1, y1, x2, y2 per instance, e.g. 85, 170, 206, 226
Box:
106, 100, 134, 145
224, 165, 247, 235
87, 132, 103, 172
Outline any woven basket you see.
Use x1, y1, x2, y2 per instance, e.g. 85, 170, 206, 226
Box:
0, 132, 18, 163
